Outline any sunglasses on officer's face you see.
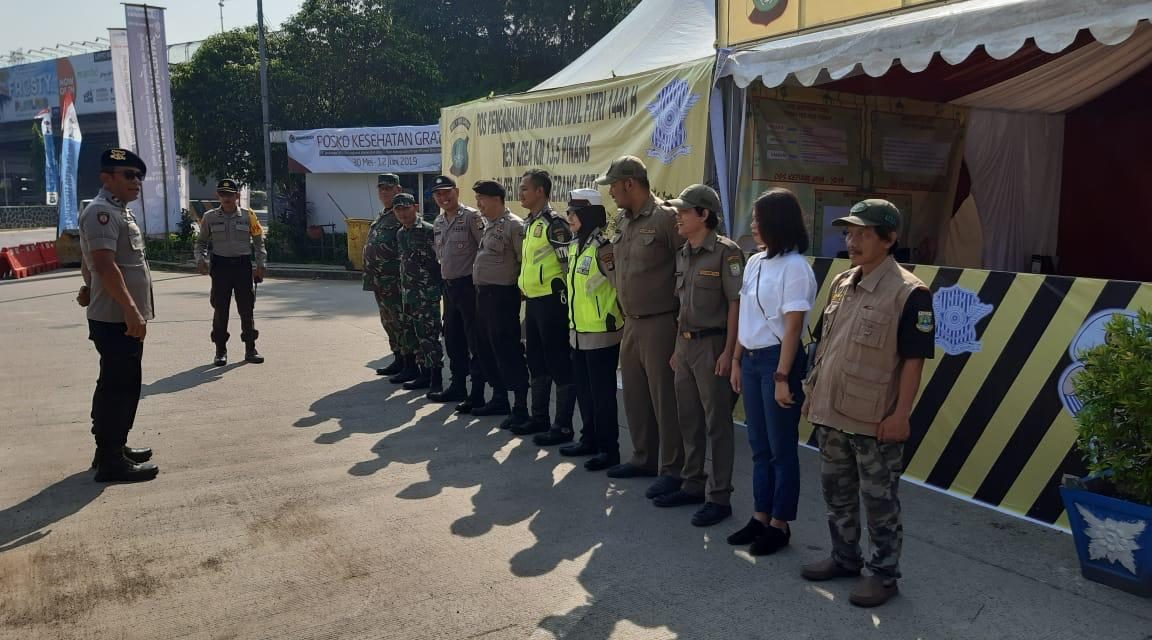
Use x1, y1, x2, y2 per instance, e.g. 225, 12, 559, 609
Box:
116, 170, 145, 181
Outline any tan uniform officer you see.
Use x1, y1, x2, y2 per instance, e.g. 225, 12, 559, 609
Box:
596, 155, 684, 489
661, 185, 743, 528
195, 178, 267, 365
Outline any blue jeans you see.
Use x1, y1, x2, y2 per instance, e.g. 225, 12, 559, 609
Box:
741, 345, 806, 520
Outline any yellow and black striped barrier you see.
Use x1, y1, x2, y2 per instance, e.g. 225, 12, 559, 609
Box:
785, 258, 1152, 529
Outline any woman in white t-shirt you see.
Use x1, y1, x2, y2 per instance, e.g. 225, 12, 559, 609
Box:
727, 188, 818, 556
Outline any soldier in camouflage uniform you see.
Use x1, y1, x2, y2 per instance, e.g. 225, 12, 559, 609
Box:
393, 193, 444, 394
363, 173, 411, 381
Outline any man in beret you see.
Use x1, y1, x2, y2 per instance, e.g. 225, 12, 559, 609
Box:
471, 179, 530, 427
394, 193, 444, 394
76, 148, 159, 482
801, 199, 934, 607
428, 175, 494, 412
364, 173, 413, 381
195, 178, 267, 366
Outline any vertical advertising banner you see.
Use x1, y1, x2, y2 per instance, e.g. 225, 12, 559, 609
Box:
58, 93, 82, 232
108, 28, 136, 152
125, 4, 181, 237
35, 108, 59, 206
440, 59, 714, 211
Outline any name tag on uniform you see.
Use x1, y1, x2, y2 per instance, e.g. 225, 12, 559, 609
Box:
577, 256, 593, 275
638, 228, 656, 235
699, 270, 720, 277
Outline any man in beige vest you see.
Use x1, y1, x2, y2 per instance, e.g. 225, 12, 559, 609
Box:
800, 199, 935, 608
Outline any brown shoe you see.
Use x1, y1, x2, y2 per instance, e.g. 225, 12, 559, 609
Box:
849, 575, 899, 608
800, 557, 861, 582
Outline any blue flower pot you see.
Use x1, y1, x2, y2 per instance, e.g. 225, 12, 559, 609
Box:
1060, 486, 1152, 597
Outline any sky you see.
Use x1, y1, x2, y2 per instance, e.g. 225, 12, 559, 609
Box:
3, 0, 304, 54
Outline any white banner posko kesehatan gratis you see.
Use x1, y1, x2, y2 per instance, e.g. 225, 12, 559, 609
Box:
286, 126, 442, 174
124, 4, 181, 237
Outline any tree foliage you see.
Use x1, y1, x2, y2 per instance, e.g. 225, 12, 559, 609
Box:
171, 0, 640, 187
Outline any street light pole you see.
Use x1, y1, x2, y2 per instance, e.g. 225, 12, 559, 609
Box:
218, 1, 225, 33
256, 0, 275, 224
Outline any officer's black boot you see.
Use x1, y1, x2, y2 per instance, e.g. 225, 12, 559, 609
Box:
425, 368, 444, 398
376, 354, 406, 376
428, 375, 465, 403
244, 342, 264, 364
214, 345, 228, 367
533, 383, 577, 445
388, 354, 419, 384
456, 380, 488, 413
91, 445, 153, 469
502, 389, 532, 431
403, 364, 432, 390
472, 389, 511, 417
93, 448, 159, 483
511, 377, 552, 435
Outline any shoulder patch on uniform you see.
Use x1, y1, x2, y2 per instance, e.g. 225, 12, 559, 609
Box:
97, 212, 110, 225
726, 254, 743, 277
917, 310, 935, 333
600, 248, 615, 271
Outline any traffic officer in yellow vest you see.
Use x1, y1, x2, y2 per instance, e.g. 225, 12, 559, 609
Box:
800, 199, 935, 608
661, 184, 743, 527
512, 169, 578, 443
561, 188, 624, 471
77, 148, 158, 482
597, 155, 684, 490
471, 180, 530, 427
195, 178, 267, 366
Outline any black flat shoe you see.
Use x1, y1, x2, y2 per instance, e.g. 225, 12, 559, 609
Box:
749, 524, 791, 556
652, 489, 705, 508
727, 517, 767, 545
584, 453, 619, 471
533, 428, 574, 446
91, 446, 152, 469
559, 442, 597, 457
692, 502, 733, 527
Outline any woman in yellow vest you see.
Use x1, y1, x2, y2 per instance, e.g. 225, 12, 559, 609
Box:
561, 188, 624, 471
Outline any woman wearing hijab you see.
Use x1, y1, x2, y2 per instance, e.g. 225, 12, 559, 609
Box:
558, 188, 624, 472
727, 188, 817, 555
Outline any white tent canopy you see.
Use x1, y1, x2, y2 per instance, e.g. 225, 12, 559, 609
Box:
531, 0, 716, 91
720, 0, 1152, 89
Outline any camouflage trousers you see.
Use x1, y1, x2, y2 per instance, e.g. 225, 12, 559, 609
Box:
400, 299, 443, 370
373, 289, 407, 356
815, 425, 905, 579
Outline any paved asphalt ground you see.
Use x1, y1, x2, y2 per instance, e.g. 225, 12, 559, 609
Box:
2, 269, 1150, 639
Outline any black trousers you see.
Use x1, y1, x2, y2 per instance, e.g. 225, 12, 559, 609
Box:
475, 284, 527, 395
524, 293, 573, 386
89, 320, 144, 452
443, 275, 487, 386
573, 344, 620, 456
210, 255, 257, 345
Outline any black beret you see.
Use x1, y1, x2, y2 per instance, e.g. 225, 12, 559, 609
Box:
472, 179, 505, 199
100, 148, 146, 175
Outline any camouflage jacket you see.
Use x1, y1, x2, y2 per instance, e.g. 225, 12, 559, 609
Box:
362, 207, 401, 292
397, 219, 443, 308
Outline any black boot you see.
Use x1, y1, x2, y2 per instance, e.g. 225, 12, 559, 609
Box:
91, 446, 153, 469
244, 342, 264, 364
376, 354, 405, 376
501, 406, 532, 431
471, 390, 511, 416
428, 376, 465, 402
533, 427, 574, 446
456, 381, 487, 413
93, 449, 158, 483
213, 345, 227, 367
403, 365, 432, 390
425, 368, 444, 398
388, 354, 419, 384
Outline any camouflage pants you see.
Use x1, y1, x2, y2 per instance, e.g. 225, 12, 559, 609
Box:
373, 289, 407, 355
815, 425, 905, 579
401, 300, 443, 370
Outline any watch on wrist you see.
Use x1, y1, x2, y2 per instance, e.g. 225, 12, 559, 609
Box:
773, 372, 788, 383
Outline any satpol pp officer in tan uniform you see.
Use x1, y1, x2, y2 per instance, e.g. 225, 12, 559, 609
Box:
660, 184, 743, 528
596, 155, 684, 489
77, 148, 159, 483
195, 178, 267, 366
800, 199, 935, 608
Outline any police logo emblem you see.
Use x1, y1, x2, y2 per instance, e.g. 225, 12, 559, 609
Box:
109, 149, 127, 161
916, 310, 935, 333
534, 225, 543, 238
727, 255, 742, 277
577, 256, 593, 275
96, 212, 110, 225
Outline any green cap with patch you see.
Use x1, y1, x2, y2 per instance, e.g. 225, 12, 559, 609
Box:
595, 155, 647, 185
833, 199, 902, 229
666, 184, 721, 214
377, 173, 400, 186
392, 193, 416, 207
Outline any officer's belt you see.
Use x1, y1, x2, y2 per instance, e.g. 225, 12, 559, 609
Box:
211, 254, 250, 265
678, 328, 726, 340
623, 309, 675, 320
443, 275, 474, 287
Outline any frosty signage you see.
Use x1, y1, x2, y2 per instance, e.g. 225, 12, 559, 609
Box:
286, 125, 441, 174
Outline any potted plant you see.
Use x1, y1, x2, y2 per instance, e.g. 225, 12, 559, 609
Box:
1061, 309, 1152, 597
